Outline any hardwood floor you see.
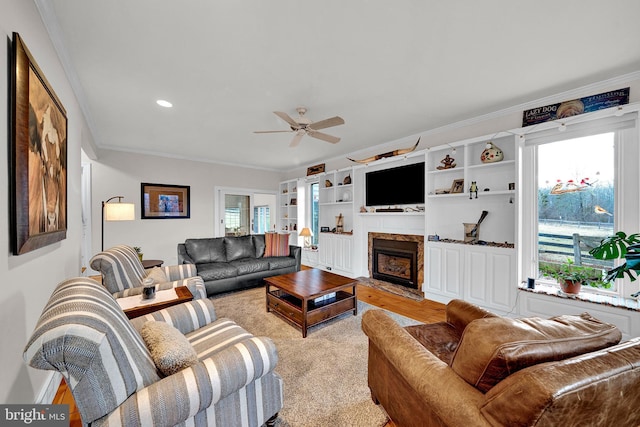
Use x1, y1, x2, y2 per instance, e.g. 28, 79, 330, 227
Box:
54, 279, 445, 427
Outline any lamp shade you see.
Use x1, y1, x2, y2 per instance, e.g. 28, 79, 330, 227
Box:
104, 202, 135, 221
299, 227, 313, 237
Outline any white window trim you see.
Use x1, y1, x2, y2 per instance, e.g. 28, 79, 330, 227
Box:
519, 109, 640, 298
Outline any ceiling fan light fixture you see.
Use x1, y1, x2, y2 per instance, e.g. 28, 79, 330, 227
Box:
156, 99, 173, 108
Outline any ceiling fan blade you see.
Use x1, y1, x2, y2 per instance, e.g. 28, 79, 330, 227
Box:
289, 132, 305, 147
274, 111, 301, 129
308, 130, 340, 144
253, 130, 294, 134
308, 116, 345, 131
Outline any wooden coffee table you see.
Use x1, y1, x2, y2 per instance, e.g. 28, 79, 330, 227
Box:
265, 269, 357, 337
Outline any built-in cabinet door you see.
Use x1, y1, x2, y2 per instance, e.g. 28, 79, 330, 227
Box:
426, 242, 515, 311
318, 233, 333, 269
317, 233, 354, 276
464, 247, 515, 313
333, 235, 353, 273
425, 243, 463, 301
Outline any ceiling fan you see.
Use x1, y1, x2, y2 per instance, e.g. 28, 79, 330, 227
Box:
254, 106, 345, 147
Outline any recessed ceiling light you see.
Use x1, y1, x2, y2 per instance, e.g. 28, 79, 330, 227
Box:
156, 99, 173, 108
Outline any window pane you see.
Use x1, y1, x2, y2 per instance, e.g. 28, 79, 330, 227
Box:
537, 132, 615, 282
310, 183, 319, 245
225, 194, 250, 236
253, 206, 270, 234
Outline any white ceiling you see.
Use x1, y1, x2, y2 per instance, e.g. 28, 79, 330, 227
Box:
38, 0, 640, 171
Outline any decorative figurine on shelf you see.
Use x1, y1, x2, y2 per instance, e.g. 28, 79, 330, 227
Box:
343, 175, 351, 185
437, 154, 456, 170
336, 213, 344, 233
360, 205, 367, 213
469, 181, 478, 199
481, 142, 504, 163
325, 179, 333, 187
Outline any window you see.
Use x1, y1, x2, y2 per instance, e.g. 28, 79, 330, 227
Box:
537, 133, 615, 283
224, 207, 241, 232
253, 206, 270, 234
310, 182, 319, 245
522, 113, 639, 297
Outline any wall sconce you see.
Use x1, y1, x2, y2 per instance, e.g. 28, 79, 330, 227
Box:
102, 196, 135, 250
299, 227, 313, 248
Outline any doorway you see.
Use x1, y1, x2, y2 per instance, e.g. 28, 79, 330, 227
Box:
215, 187, 277, 237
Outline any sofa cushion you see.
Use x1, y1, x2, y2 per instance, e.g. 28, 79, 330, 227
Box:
253, 234, 266, 258
146, 267, 168, 284
185, 238, 226, 264
405, 322, 461, 364
186, 318, 254, 359
450, 312, 622, 392
229, 258, 270, 275
140, 321, 198, 376
225, 236, 256, 261
196, 262, 239, 281
265, 233, 290, 257
265, 256, 297, 270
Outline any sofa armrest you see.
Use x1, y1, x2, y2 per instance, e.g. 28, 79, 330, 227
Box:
154, 276, 206, 300
97, 336, 279, 426
177, 243, 194, 264
445, 299, 497, 334
130, 298, 217, 335
289, 245, 301, 270
362, 310, 489, 427
160, 264, 197, 280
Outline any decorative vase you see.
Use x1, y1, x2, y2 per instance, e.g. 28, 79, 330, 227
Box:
559, 279, 581, 295
480, 142, 504, 163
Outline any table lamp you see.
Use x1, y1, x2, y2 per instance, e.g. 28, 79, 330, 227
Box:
299, 227, 313, 248
102, 196, 135, 250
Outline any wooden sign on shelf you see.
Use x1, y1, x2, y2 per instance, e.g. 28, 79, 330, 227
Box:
307, 163, 325, 176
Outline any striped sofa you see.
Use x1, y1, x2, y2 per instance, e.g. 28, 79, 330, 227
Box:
24, 277, 283, 426
90, 245, 207, 300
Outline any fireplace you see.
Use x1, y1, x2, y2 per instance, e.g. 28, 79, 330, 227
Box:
368, 233, 424, 290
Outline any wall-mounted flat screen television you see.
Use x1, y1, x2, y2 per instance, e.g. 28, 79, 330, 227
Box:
365, 162, 425, 206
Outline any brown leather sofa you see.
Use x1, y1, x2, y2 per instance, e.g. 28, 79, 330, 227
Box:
362, 299, 640, 427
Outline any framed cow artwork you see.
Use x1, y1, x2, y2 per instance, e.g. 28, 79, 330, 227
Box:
10, 33, 68, 254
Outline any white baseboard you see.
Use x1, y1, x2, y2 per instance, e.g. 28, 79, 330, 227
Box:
36, 372, 62, 404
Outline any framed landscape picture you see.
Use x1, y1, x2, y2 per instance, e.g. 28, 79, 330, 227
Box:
10, 33, 68, 254
141, 183, 190, 219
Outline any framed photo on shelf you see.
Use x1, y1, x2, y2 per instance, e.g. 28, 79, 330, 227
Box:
141, 183, 190, 219
10, 33, 68, 255
450, 179, 464, 194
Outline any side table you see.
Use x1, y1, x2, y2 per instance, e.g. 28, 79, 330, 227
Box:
142, 259, 164, 269
117, 286, 192, 319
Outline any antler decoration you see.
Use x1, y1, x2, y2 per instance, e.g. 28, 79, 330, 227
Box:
347, 137, 420, 164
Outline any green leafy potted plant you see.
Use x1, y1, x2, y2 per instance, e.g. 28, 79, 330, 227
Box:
589, 231, 640, 297
539, 259, 609, 295
133, 246, 143, 261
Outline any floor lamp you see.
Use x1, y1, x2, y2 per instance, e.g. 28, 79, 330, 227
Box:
102, 196, 135, 250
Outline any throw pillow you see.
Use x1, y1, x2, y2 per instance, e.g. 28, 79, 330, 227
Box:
264, 232, 290, 257
140, 321, 198, 376
146, 267, 168, 284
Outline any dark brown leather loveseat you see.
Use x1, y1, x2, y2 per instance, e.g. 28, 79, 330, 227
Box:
362, 299, 640, 426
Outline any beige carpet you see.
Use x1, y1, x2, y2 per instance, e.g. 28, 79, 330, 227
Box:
210, 287, 419, 427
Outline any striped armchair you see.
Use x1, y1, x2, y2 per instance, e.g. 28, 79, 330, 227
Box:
24, 277, 283, 426
90, 245, 206, 300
